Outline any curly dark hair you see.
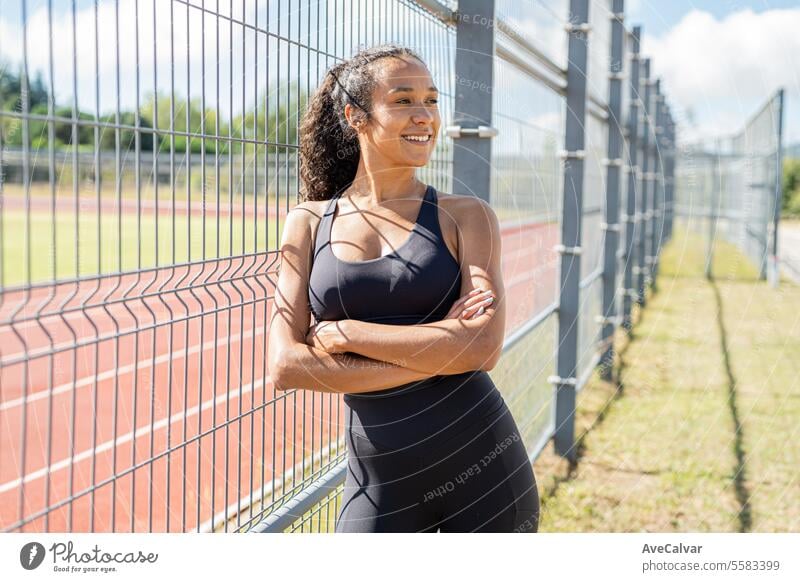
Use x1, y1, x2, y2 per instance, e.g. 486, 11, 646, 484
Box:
298, 44, 427, 202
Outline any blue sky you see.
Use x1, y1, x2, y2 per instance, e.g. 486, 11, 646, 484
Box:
628, 0, 800, 144
628, 0, 800, 36
1, 0, 798, 146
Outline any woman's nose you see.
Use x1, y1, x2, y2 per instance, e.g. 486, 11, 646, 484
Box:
411, 108, 435, 124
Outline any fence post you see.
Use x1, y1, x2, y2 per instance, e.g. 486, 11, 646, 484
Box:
671, 113, 676, 240
768, 88, 785, 288
599, 0, 626, 381
636, 58, 652, 305
450, 0, 495, 204
552, 0, 590, 461
664, 109, 674, 243
650, 80, 663, 289
621, 26, 641, 333
706, 138, 721, 279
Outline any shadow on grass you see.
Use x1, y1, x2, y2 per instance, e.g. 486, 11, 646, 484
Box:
708, 276, 753, 532
545, 276, 754, 531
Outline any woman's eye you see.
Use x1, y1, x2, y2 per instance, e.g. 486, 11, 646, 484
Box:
395, 98, 438, 104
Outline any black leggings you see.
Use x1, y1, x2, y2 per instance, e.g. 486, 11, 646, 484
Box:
335, 371, 540, 533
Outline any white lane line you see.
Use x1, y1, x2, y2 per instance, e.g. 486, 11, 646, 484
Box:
0, 370, 274, 494
0, 325, 265, 412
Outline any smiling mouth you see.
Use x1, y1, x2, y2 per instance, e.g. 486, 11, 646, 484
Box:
401, 134, 432, 144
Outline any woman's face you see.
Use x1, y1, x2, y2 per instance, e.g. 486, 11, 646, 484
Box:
347, 57, 440, 168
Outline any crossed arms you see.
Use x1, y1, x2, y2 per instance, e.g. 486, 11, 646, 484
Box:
266, 195, 506, 394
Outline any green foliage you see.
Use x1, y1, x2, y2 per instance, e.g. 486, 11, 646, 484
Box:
139, 82, 308, 155
24, 103, 96, 148
2, 65, 309, 156
783, 158, 800, 217
1, 65, 50, 145
0, 64, 48, 111
234, 80, 307, 154
97, 110, 156, 152
141, 91, 221, 153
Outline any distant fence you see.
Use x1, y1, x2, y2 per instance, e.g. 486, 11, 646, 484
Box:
674, 90, 785, 285
0, 0, 674, 533
0, 148, 298, 195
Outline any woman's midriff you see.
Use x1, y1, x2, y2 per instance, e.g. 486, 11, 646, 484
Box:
343, 370, 505, 453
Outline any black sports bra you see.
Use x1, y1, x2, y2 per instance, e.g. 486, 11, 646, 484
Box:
308, 184, 462, 326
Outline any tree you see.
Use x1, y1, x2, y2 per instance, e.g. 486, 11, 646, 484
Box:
231, 80, 309, 155
141, 91, 225, 154
98, 110, 156, 152
1, 65, 49, 146
783, 157, 800, 217
0, 65, 48, 112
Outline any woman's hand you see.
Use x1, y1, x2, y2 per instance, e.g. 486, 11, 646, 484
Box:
307, 289, 494, 353
306, 320, 349, 354
444, 288, 496, 320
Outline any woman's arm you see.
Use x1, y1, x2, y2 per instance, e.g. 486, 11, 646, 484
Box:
336, 196, 507, 375
267, 202, 437, 393
275, 349, 436, 393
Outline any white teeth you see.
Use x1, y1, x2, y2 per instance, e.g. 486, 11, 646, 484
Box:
402, 135, 430, 142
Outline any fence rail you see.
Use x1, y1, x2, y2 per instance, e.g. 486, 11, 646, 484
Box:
0, 0, 676, 533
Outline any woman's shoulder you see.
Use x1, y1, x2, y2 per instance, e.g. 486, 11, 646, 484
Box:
437, 191, 495, 220
287, 198, 329, 226
279, 199, 331, 248
291, 198, 329, 214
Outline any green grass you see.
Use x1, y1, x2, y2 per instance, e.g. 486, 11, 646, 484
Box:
1, 209, 277, 286
1, 181, 287, 285
533, 226, 800, 532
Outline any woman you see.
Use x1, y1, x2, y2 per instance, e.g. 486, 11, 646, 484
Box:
268, 44, 540, 533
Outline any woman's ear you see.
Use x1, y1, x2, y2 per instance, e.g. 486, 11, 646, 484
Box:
344, 102, 366, 132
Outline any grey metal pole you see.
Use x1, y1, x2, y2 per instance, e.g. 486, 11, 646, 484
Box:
551, 0, 590, 462
599, 0, 625, 381
636, 59, 652, 305
621, 27, 641, 332
450, 0, 496, 204
661, 99, 669, 257
768, 88, 785, 288
650, 81, 663, 289
706, 138, 721, 279
664, 109, 674, 243
669, 112, 676, 242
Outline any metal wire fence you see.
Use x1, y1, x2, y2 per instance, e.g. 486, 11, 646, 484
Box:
0, 0, 675, 533
674, 90, 785, 285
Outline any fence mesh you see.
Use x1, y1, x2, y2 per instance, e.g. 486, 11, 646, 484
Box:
1, 0, 681, 533
675, 90, 784, 281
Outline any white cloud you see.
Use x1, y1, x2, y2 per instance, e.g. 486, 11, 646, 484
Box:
640, 8, 800, 143
1, 0, 260, 114
625, 0, 642, 21
527, 111, 562, 134
502, 14, 567, 68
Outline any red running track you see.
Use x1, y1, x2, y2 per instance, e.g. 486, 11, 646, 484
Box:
0, 218, 559, 532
